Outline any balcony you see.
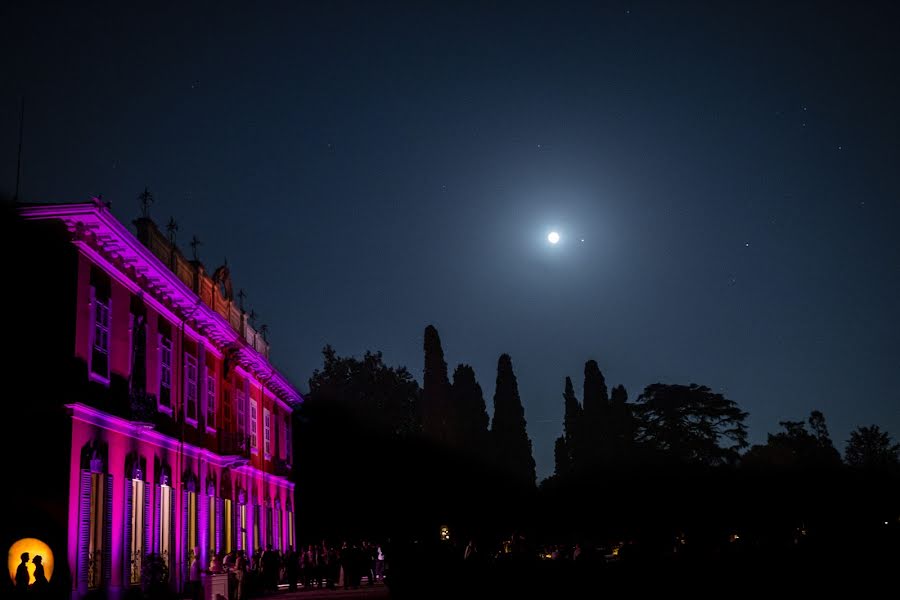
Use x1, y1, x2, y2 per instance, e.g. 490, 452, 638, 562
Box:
129, 389, 158, 426
218, 431, 251, 465
271, 457, 292, 478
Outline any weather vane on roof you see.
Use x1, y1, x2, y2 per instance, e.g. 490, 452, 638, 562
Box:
138, 186, 153, 218
190, 235, 202, 261
166, 217, 178, 245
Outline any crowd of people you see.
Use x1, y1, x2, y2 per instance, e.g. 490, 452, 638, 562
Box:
199, 540, 387, 599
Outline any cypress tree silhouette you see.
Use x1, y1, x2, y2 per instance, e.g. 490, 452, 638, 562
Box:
490, 354, 536, 487
607, 383, 636, 465
451, 363, 490, 456
422, 325, 454, 445
582, 360, 609, 466
553, 436, 569, 478
555, 376, 583, 476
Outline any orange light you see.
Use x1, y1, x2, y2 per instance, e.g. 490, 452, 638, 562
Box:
8, 538, 54, 586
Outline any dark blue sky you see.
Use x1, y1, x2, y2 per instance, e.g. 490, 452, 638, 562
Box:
4, 1, 899, 479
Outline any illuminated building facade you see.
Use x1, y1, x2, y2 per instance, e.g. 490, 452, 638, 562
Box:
12, 201, 301, 599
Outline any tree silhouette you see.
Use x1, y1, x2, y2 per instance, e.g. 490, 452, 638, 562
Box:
581, 360, 609, 466
307, 345, 420, 436
744, 411, 841, 469
845, 425, 900, 470
490, 354, 536, 487
635, 383, 748, 465
554, 376, 582, 476
606, 383, 636, 465
451, 363, 490, 456
553, 436, 569, 478
422, 325, 454, 445
808, 410, 838, 454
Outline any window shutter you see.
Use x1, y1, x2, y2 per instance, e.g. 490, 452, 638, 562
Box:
103, 475, 113, 584
181, 490, 189, 583
199, 493, 209, 566
215, 498, 224, 554
143, 484, 151, 561
169, 490, 176, 564
154, 485, 161, 553
124, 480, 133, 584
77, 470, 93, 589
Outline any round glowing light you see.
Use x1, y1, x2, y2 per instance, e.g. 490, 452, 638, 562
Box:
547, 231, 560, 244
7, 538, 54, 586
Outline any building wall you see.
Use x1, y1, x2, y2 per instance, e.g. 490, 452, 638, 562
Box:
10, 203, 300, 600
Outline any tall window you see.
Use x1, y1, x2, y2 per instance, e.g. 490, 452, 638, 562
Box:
263, 409, 271, 456
223, 389, 232, 433
208, 492, 217, 557
249, 399, 258, 450
78, 470, 112, 590
91, 293, 110, 380
129, 298, 148, 392
239, 504, 248, 551
160, 335, 173, 409
287, 509, 294, 549
236, 385, 246, 439
157, 481, 173, 566
184, 490, 198, 566
185, 354, 198, 423
273, 504, 281, 551
281, 416, 289, 461
223, 498, 233, 553
253, 504, 261, 551
126, 477, 146, 585
206, 374, 216, 430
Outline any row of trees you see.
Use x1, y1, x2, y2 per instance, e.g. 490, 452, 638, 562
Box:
551, 358, 900, 479
306, 325, 536, 486
303, 325, 900, 498
295, 323, 899, 572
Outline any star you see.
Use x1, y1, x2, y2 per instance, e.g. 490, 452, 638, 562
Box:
745, 242, 750, 247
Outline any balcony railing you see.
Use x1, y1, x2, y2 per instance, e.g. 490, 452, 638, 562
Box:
218, 431, 251, 461
129, 389, 158, 425
271, 457, 292, 478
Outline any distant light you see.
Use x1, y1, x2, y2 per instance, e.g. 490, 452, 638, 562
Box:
548, 231, 560, 244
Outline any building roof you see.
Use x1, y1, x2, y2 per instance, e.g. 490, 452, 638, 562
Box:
20, 199, 302, 407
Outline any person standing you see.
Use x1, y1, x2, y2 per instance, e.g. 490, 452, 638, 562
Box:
30, 555, 49, 598
15, 552, 30, 596
375, 544, 385, 582
187, 547, 202, 600
234, 549, 248, 600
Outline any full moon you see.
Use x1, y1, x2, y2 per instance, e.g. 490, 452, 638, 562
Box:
548, 231, 560, 244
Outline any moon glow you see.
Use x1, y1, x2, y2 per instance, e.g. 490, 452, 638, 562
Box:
548, 231, 560, 244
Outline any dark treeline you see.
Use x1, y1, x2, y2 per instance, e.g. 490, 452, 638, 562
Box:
294, 326, 536, 548
294, 325, 900, 595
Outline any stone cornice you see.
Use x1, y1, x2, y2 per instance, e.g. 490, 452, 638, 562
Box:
21, 201, 302, 406
66, 402, 295, 491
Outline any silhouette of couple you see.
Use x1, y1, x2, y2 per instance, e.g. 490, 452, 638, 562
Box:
15, 552, 47, 596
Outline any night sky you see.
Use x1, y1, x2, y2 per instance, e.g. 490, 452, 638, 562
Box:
4, 1, 899, 479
